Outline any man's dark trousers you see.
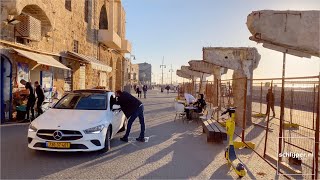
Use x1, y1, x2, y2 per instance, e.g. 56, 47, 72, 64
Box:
37, 98, 44, 115
123, 105, 145, 139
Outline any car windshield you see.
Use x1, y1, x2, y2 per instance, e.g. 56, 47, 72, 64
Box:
54, 93, 107, 110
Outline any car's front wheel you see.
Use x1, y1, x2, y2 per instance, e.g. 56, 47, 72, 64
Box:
102, 126, 111, 152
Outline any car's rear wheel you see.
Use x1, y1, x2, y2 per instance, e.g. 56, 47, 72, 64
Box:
102, 126, 111, 152
119, 120, 127, 132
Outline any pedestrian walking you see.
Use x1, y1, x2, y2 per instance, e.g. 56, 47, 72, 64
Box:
136, 86, 142, 98
20, 79, 36, 121
265, 88, 276, 117
143, 85, 148, 98
34, 81, 45, 117
115, 90, 146, 142
165, 85, 170, 94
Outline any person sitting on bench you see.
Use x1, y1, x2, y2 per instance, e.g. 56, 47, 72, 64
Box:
193, 94, 206, 113
184, 93, 196, 120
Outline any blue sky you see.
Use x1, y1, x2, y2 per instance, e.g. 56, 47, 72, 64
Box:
122, 0, 320, 83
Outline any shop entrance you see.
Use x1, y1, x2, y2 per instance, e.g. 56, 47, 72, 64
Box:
1, 55, 12, 123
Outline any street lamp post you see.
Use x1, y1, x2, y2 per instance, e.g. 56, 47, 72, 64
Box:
169, 64, 173, 85
160, 56, 166, 85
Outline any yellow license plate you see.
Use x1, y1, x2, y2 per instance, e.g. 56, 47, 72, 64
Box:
47, 142, 71, 148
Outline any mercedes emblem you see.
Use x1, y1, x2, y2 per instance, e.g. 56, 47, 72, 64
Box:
53, 130, 63, 140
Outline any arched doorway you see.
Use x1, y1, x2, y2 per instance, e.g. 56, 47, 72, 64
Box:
99, 5, 108, 29
1, 55, 12, 123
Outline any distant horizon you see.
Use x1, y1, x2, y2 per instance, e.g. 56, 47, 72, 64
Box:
123, 0, 320, 84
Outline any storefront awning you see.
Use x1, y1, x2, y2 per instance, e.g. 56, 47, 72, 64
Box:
12, 48, 70, 70
67, 51, 112, 72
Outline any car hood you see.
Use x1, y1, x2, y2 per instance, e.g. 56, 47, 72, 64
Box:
32, 109, 108, 130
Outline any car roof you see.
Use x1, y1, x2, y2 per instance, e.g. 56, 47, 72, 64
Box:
71, 89, 111, 94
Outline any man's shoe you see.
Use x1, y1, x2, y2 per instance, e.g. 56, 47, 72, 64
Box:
136, 137, 145, 142
120, 137, 128, 142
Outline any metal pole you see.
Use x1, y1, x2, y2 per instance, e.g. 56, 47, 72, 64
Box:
219, 79, 222, 111
290, 88, 293, 124
278, 52, 286, 167
216, 78, 221, 121
260, 82, 263, 114
263, 80, 273, 157
199, 73, 204, 94
226, 81, 232, 105
313, 84, 316, 130
169, 64, 173, 85
312, 74, 319, 180
216, 79, 219, 110
242, 78, 248, 142
205, 80, 208, 97
160, 57, 166, 85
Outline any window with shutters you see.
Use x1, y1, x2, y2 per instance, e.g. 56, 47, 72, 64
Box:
65, 0, 71, 11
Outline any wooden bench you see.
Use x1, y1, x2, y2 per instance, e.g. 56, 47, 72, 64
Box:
202, 119, 227, 143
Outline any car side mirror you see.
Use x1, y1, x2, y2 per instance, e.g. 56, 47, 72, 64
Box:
112, 105, 121, 111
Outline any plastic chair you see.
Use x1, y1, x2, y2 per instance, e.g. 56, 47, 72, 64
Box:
174, 102, 186, 122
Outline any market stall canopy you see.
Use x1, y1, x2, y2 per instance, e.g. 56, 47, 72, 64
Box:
181, 66, 210, 78
176, 70, 193, 79
12, 48, 70, 70
188, 60, 228, 75
67, 51, 112, 72
247, 10, 320, 58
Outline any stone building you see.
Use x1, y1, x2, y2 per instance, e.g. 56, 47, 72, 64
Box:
138, 62, 152, 87
123, 58, 139, 86
0, 0, 131, 122
131, 64, 139, 85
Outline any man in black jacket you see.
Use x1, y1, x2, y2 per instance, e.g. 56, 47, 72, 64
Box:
20, 79, 36, 121
34, 81, 45, 116
115, 90, 145, 142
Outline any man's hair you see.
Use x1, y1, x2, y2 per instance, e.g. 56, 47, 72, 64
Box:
35, 81, 39, 85
20, 79, 26, 85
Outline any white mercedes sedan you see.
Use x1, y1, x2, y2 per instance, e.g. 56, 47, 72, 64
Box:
27, 89, 126, 152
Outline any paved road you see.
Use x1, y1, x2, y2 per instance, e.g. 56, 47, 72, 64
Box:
1, 90, 278, 179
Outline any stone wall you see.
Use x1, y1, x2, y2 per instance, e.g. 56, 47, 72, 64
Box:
0, 0, 127, 92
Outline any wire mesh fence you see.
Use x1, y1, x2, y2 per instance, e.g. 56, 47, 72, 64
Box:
247, 76, 319, 178
177, 75, 319, 178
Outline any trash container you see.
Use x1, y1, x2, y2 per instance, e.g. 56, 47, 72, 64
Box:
16, 105, 26, 120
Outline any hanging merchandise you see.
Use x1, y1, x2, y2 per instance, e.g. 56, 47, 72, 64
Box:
17, 62, 29, 88
41, 70, 53, 102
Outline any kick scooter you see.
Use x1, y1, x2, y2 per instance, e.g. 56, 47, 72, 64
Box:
222, 107, 247, 178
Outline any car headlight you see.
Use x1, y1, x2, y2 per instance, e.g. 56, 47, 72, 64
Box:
84, 125, 105, 134
28, 124, 37, 132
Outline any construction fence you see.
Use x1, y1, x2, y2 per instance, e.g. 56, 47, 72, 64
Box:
178, 75, 319, 179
